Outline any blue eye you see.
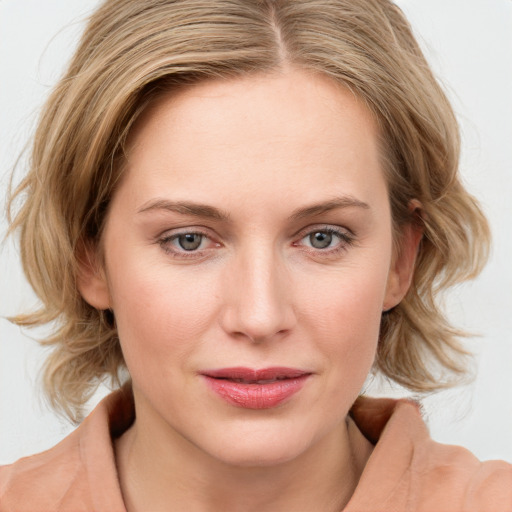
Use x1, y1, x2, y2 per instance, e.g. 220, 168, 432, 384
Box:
308, 231, 334, 249
298, 227, 354, 253
176, 233, 203, 251
158, 231, 211, 256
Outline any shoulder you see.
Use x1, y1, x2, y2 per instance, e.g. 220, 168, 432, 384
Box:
0, 388, 132, 511
349, 397, 512, 511
413, 437, 512, 511
0, 429, 92, 511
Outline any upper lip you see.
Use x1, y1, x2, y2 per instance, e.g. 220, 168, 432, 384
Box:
201, 367, 310, 383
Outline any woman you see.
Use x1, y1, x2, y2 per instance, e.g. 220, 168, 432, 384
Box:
1, 0, 511, 510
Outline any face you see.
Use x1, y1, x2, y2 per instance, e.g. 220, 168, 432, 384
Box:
81, 68, 417, 467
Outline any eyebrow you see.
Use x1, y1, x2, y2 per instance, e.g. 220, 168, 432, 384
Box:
137, 199, 231, 221
289, 196, 370, 220
137, 195, 369, 221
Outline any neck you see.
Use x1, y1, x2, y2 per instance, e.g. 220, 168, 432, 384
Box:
115, 398, 372, 512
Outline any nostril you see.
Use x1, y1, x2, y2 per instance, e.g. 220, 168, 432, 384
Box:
218, 265, 297, 341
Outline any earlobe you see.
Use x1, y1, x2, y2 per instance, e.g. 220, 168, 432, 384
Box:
383, 206, 423, 312
76, 241, 111, 310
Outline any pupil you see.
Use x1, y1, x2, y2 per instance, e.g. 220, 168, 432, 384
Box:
310, 231, 332, 249
178, 234, 202, 251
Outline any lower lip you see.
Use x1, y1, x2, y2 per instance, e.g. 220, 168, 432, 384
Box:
203, 375, 310, 409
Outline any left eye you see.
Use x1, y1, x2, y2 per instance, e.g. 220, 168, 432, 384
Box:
299, 229, 350, 250
307, 231, 335, 249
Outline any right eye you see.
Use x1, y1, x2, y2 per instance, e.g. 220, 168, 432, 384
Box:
173, 233, 205, 251
158, 229, 220, 259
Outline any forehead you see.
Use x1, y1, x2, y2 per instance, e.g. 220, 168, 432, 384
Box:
117, 68, 386, 215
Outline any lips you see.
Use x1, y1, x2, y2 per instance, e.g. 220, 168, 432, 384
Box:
201, 367, 311, 409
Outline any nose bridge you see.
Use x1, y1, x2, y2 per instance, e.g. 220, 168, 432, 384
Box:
221, 239, 294, 342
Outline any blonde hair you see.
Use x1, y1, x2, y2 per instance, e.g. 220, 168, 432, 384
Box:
8, 0, 490, 422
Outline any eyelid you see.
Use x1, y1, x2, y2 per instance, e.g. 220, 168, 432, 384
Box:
292, 224, 356, 253
293, 223, 354, 239
157, 227, 221, 258
155, 224, 356, 260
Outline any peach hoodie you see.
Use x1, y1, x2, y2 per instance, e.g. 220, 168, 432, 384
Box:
1, 388, 511, 512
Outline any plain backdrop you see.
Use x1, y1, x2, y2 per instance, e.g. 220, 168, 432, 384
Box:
1, 0, 511, 465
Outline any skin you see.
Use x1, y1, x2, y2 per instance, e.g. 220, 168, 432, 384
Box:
79, 67, 421, 512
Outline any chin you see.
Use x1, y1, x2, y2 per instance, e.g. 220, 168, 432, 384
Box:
212, 443, 308, 469
196, 421, 321, 469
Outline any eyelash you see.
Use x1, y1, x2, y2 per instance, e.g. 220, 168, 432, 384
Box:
157, 226, 355, 260
294, 226, 355, 256
158, 229, 216, 259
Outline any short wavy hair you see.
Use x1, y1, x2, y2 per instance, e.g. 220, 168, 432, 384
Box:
8, 0, 490, 422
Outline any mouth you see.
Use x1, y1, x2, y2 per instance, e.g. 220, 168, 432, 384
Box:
201, 367, 312, 409
202, 367, 309, 382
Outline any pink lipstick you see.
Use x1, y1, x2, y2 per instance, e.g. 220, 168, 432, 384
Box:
201, 367, 311, 409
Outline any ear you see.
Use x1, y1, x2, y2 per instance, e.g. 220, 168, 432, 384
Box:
383, 203, 423, 312
76, 240, 111, 310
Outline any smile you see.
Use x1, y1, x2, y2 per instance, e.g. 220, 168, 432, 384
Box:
201, 367, 312, 409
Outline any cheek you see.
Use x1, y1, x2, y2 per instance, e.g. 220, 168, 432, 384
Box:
296, 258, 389, 379
107, 259, 221, 373
300, 259, 388, 334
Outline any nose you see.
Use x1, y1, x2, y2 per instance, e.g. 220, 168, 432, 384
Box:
219, 244, 296, 343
